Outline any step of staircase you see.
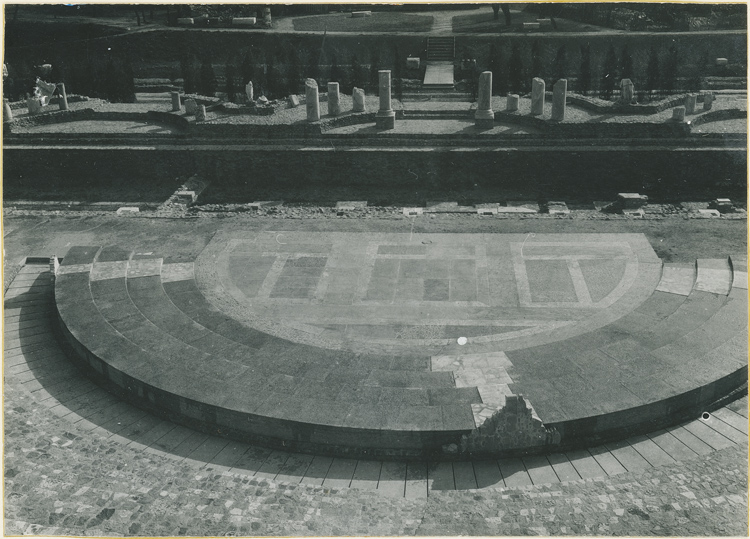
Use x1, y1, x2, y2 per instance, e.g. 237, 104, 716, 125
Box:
427, 37, 455, 62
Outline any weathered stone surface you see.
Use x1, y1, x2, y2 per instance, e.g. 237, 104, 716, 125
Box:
195, 105, 207, 121
530, 77, 545, 115
715, 57, 728, 66
233, 17, 256, 26
618, 192, 648, 209
57, 82, 69, 111
523, 22, 540, 30
672, 106, 686, 121
263, 7, 272, 25
26, 98, 43, 115
620, 78, 634, 104
305, 78, 320, 122
4, 99, 13, 122
184, 98, 197, 115
288, 94, 299, 107
376, 70, 395, 129
551, 78, 567, 121
352, 87, 366, 112
177, 17, 194, 25
171, 91, 182, 111
475, 71, 494, 128
506, 94, 519, 112
685, 94, 698, 114
245, 81, 254, 102
406, 57, 420, 70
703, 93, 715, 111
327, 82, 340, 116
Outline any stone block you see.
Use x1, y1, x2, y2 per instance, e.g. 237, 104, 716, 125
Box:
288, 95, 299, 107
620, 78, 634, 104
547, 201, 570, 215
476, 204, 499, 215
3, 99, 12, 122
715, 58, 728, 66
703, 93, 715, 111
352, 87, 366, 112
305, 78, 320, 122
58, 82, 69, 111
536, 18, 552, 27
336, 201, 367, 211
617, 192, 648, 209
174, 191, 197, 204
184, 98, 197, 115
327, 82, 340, 116
697, 209, 721, 218
530, 78, 545, 115
116, 207, 140, 215
26, 98, 43, 115
177, 18, 194, 26
351, 11, 372, 18
506, 94, 519, 112
233, 17, 256, 26
709, 198, 734, 213
195, 105, 207, 121
551, 78, 567, 121
684, 94, 697, 114
523, 22, 540, 31
171, 91, 182, 111
245, 81, 254, 102
402, 207, 423, 216
406, 57, 420, 70
672, 106, 686, 122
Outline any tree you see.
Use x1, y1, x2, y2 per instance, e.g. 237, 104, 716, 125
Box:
350, 54, 365, 94
265, 53, 282, 98
662, 45, 679, 93
501, 5, 512, 25
620, 44, 634, 81
530, 41, 544, 80
180, 52, 198, 94
287, 48, 302, 94
508, 43, 523, 94
225, 61, 237, 102
329, 54, 343, 84
304, 49, 320, 83
551, 45, 567, 84
599, 45, 618, 100
488, 43, 506, 95
199, 57, 217, 96
492, 5, 500, 20
240, 50, 256, 87
392, 46, 404, 102
578, 44, 592, 95
121, 55, 136, 103
645, 46, 660, 94
369, 49, 381, 92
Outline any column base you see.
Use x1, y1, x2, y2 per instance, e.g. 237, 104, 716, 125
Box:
475, 110, 494, 129
375, 110, 396, 130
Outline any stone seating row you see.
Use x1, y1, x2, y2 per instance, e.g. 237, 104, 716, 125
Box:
55, 246, 480, 458
507, 258, 747, 445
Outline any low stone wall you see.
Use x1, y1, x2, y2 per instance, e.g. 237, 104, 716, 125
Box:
690, 107, 747, 127
566, 92, 713, 115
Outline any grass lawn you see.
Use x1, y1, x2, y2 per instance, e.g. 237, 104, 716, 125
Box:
452, 10, 607, 34
293, 12, 433, 33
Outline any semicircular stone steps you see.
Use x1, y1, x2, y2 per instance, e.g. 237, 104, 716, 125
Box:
56, 246, 482, 459
55, 247, 748, 460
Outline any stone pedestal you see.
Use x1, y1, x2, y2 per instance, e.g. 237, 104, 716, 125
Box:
3, 99, 12, 122
171, 91, 182, 111
245, 81, 254, 102
288, 95, 299, 107
352, 87, 366, 112
530, 77, 545, 115
406, 57, 420, 70
715, 58, 728, 66
703, 93, 715, 111
685, 94, 697, 114
195, 105, 207, 121
263, 7, 272, 25
376, 70, 395, 130
551, 79, 567, 121
184, 99, 197, 115
506, 94, 519, 112
327, 82, 340, 116
672, 106, 686, 122
305, 78, 320, 122
26, 98, 42, 115
620, 78, 634, 104
58, 83, 69, 111
475, 71, 494, 129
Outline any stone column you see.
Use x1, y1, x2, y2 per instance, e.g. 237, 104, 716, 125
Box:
685, 94, 697, 114
3, 99, 13, 122
26, 98, 42, 115
58, 83, 69, 111
263, 7, 272, 25
184, 98, 197, 115
352, 87, 366, 112
475, 71, 494, 129
672, 106, 686, 122
245, 81, 254, 102
619, 79, 634, 104
703, 93, 715, 111
196, 105, 207, 121
506, 94, 519, 112
171, 91, 182, 111
327, 82, 340, 116
530, 77, 545, 115
305, 78, 320, 122
376, 70, 395, 129
551, 79, 567, 121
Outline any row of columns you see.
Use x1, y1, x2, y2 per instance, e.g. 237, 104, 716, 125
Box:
304, 73, 386, 125
6, 82, 69, 121
475, 73, 568, 126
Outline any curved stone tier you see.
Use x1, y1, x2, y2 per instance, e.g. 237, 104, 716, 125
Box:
53, 236, 747, 460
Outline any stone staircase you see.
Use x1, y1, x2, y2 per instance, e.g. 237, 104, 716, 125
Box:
426, 36, 455, 62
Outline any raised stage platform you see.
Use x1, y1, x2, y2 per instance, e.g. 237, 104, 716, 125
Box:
53, 233, 747, 459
